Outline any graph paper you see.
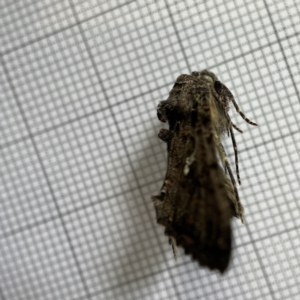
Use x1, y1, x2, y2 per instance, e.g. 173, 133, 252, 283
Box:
0, 0, 300, 299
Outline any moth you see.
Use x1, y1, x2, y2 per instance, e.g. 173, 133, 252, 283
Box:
152, 70, 257, 273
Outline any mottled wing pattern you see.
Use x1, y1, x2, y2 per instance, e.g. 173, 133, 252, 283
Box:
153, 75, 236, 272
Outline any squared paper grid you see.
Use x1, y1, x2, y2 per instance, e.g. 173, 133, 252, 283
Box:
1, 0, 300, 299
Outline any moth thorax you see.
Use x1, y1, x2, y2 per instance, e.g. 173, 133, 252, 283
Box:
209, 96, 220, 127
201, 75, 214, 83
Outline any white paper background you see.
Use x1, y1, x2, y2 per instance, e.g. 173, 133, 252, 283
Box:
0, 1, 300, 299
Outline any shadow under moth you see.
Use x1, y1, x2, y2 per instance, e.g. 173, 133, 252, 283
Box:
152, 70, 257, 273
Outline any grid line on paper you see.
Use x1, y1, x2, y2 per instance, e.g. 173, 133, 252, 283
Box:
1, 29, 299, 153
264, 1, 300, 102
1, 1, 300, 300
0, 0, 136, 57
1, 57, 91, 299
1, 164, 299, 248
219, 6, 272, 298
203, 2, 275, 298
0, 287, 6, 300
0, 0, 297, 59
0, 177, 156, 240
164, 1, 191, 73
64, 223, 300, 300
68, 1, 182, 298
244, 224, 275, 299
263, 0, 300, 200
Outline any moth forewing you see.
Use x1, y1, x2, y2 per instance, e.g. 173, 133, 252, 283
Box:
153, 71, 256, 273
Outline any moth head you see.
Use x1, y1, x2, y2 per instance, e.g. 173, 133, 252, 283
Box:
192, 70, 218, 84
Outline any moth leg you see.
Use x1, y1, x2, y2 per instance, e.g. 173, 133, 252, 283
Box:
224, 114, 241, 184
215, 136, 244, 223
168, 236, 178, 260
158, 128, 172, 143
214, 133, 226, 168
231, 122, 243, 133
223, 172, 244, 220
225, 163, 244, 223
229, 126, 241, 184
225, 112, 243, 134
230, 99, 257, 126
214, 80, 257, 126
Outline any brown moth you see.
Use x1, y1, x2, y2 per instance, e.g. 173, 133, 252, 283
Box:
152, 70, 257, 273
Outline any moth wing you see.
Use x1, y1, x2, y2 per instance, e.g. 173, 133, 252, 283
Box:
168, 86, 233, 272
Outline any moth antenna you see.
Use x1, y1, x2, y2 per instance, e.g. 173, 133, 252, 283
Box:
229, 126, 241, 184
